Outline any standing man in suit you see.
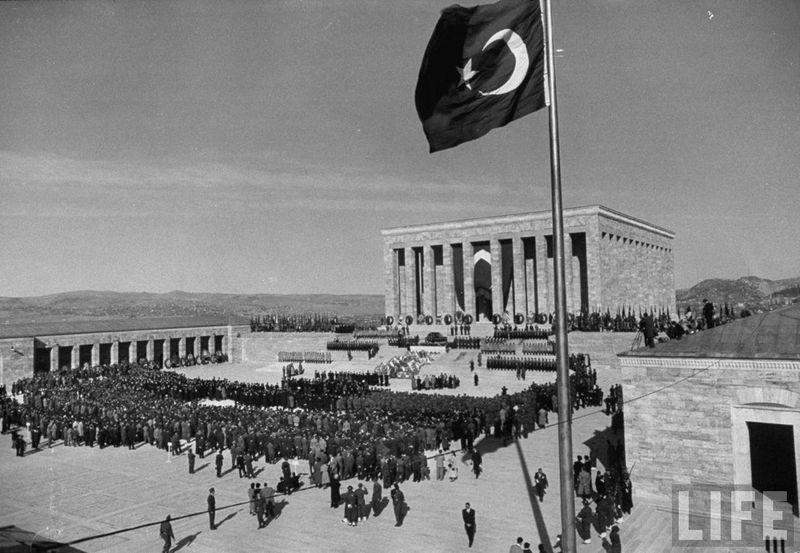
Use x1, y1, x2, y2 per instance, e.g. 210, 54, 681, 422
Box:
188, 449, 196, 474
534, 468, 549, 502
215, 449, 224, 477
207, 488, 216, 530
462, 502, 476, 547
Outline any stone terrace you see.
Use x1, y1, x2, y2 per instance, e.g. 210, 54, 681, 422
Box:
0, 332, 780, 552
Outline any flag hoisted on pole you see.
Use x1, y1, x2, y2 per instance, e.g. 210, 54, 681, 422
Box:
415, 0, 577, 550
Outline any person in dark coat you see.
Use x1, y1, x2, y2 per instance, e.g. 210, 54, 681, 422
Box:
534, 468, 548, 501
160, 515, 175, 553
577, 499, 593, 544
391, 483, 406, 526
606, 524, 621, 553
188, 450, 196, 474
471, 447, 482, 478
639, 312, 656, 348
329, 475, 341, 508
703, 299, 714, 329
215, 450, 224, 477
462, 502, 476, 547
207, 488, 216, 530
371, 478, 383, 516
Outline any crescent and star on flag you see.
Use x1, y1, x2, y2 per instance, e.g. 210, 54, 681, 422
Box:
456, 29, 529, 96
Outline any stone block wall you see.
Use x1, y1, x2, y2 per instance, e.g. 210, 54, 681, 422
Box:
0, 337, 34, 385
621, 356, 800, 498
568, 331, 636, 370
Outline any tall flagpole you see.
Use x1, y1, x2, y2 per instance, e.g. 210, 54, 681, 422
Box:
541, 0, 576, 551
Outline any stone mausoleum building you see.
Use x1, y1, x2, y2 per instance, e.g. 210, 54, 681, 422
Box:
621, 303, 800, 514
382, 205, 675, 323
0, 316, 250, 383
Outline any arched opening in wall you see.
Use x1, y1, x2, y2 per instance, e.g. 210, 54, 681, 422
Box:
58, 346, 72, 370
79, 344, 92, 367
201, 336, 211, 355
473, 242, 491, 320
118, 342, 130, 364
747, 421, 798, 514
214, 335, 223, 354
99, 343, 111, 366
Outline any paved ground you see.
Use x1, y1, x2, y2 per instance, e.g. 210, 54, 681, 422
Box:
0, 341, 783, 552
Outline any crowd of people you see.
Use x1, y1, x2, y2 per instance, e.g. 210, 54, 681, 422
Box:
277, 351, 332, 364
411, 373, 460, 391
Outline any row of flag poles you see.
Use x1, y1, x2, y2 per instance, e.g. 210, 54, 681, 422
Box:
415, 0, 577, 551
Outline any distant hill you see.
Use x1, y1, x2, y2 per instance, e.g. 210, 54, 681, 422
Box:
0, 291, 385, 326
677, 275, 800, 313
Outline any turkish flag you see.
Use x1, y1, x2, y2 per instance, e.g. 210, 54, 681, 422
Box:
415, 0, 547, 153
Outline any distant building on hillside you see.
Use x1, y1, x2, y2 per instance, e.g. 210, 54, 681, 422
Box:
381, 205, 675, 324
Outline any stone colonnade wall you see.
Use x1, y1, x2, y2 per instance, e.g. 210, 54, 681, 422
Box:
383, 206, 675, 324
1, 325, 249, 382
620, 356, 800, 498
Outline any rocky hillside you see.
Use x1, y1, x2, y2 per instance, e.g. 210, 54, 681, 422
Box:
677, 276, 800, 312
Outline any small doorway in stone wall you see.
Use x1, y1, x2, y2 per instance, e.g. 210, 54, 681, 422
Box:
747, 421, 798, 514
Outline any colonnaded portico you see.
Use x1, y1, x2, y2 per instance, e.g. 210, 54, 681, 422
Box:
382, 205, 675, 324
0, 316, 250, 383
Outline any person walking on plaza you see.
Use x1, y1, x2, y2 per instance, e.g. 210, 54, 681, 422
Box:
462, 502, 476, 547
207, 488, 216, 530
391, 483, 406, 526
159, 515, 175, 553
471, 447, 482, 478
188, 449, 195, 474
534, 468, 548, 502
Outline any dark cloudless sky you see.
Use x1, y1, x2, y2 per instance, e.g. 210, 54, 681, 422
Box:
1, 0, 798, 296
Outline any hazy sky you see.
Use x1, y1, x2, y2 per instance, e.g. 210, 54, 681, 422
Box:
1, 0, 798, 297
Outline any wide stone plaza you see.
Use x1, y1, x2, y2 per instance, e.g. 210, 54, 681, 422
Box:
2, 329, 793, 553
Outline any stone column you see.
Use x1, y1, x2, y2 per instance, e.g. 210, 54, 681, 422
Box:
146, 339, 154, 362
207, 334, 215, 354
163, 340, 170, 366
50, 347, 59, 372
71, 345, 79, 369
462, 242, 475, 319
129, 342, 137, 364
512, 235, 526, 318
442, 244, 454, 316
490, 239, 502, 318
221, 334, 229, 358
91, 343, 100, 367
564, 233, 574, 313
535, 236, 551, 315
384, 244, 395, 319
111, 341, 119, 365
405, 247, 416, 319
178, 337, 186, 358
423, 244, 435, 318
194, 336, 202, 358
